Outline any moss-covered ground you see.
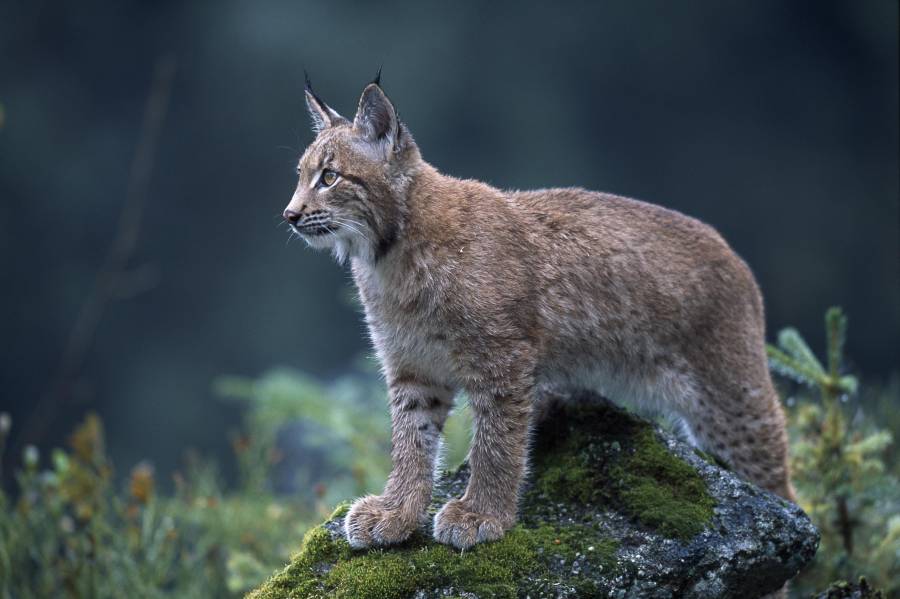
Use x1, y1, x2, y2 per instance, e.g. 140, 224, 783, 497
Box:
248, 517, 617, 599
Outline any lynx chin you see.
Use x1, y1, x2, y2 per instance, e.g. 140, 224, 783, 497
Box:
282, 74, 793, 551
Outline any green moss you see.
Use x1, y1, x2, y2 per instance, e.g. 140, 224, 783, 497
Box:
530, 402, 642, 506
530, 405, 715, 541
245, 524, 354, 599
534, 449, 596, 503
526, 524, 619, 596
298, 524, 345, 564
328, 501, 351, 520
248, 521, 618, 599
613, 429, 716, 539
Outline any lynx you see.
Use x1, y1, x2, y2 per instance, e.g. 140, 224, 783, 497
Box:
283, 75, 793, 552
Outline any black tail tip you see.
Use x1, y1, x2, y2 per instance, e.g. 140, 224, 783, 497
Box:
372, 66, 382, 87
304, 69, 313, 92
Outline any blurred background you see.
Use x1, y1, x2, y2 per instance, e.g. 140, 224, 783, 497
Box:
0, 1, 897, 596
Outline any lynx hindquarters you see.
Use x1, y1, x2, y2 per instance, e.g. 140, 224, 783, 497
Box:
678, 344, 794, 501
649, 273, 794, 501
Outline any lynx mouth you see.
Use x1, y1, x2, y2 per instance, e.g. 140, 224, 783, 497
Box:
292, 223, 335, 237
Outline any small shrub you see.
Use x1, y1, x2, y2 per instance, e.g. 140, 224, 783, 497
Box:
768, 307, 899, 595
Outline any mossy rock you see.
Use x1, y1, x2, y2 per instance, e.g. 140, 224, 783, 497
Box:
249, 394, 819, 598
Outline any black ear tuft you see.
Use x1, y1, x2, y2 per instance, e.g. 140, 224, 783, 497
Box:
303, 71, 327, 114
372, 66, 382, 87
303, 72, 347, 133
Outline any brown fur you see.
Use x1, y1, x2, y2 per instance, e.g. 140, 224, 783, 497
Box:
283, 80, 793, 551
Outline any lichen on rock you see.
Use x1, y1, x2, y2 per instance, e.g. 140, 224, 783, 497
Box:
248, 394, 819, 598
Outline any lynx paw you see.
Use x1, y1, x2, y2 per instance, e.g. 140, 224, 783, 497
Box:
344, 495, 419, 549
433, 499, 510, 550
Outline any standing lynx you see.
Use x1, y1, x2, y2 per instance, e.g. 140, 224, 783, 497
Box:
283, 75, 793, 551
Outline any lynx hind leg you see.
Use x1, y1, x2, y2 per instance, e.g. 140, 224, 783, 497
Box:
682, 372, 794, 502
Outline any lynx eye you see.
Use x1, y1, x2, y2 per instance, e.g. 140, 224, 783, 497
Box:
319, 169, 338, 187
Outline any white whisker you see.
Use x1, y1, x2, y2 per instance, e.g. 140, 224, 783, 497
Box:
333, 221, 363, 238
332, 217, 372, 243
337, 216, 369, 233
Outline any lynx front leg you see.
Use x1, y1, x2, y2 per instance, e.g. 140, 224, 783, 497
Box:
433, 385, 532, 549
345, 376, 453, 549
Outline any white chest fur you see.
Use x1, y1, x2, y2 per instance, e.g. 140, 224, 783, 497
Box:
351, 257, 458, 385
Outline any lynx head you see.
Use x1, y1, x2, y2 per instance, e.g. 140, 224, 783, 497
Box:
283, 72, 420, 263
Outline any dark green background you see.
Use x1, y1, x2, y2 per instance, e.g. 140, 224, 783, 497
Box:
1, 0, 897, 484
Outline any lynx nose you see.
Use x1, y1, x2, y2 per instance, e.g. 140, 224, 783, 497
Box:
283, 209, 302, 224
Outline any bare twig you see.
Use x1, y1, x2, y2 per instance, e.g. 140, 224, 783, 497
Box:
18, 55, 177, 448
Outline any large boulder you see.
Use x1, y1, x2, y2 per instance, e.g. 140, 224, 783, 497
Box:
248, 395, 819, 598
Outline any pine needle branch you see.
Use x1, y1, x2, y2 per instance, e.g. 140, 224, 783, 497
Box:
766, 344, 825, 389
777, 328, 826, 377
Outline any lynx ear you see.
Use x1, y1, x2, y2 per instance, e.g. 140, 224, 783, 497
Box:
304, 73, 347, 133
353, 79, 399, 150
